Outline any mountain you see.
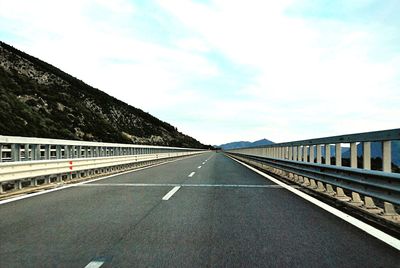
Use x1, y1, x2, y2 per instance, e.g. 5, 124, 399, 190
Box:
219, 138, 274, 150
0, 41, 205, 148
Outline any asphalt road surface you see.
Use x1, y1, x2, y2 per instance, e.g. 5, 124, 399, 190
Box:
0, 152, 399, 267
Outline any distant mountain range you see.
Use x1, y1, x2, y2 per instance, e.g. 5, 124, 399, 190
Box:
218, 138, 274, 150
0, 41, 206, 148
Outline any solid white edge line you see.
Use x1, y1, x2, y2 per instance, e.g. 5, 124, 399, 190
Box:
84, 260, 105, 268
188, 172, 196, 177
0, 156, 198, 206
227, 155, 400, 251
162, 186, 181, 200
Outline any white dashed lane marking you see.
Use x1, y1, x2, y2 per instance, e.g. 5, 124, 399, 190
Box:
162, 186, 181, 200
84, 259, 106, 268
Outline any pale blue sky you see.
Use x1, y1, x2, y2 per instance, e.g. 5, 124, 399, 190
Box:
0, 0, 399, 145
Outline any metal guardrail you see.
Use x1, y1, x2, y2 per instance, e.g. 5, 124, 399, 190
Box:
228, 128, 400, 172
0, 135, 202, 162
227, 153, 400, 205
0, 152, 199, 183
226, 129, 400, 206
0, 135, 206, 193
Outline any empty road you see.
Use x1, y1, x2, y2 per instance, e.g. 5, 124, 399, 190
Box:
0, 152, 399, 267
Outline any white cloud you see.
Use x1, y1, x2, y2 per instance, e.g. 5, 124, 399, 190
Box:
156, 0, 400, 144
176, 38, 210, 53
1, 0, 399, 145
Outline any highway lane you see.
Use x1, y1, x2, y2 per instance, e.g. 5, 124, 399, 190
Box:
0, 152, 399, 267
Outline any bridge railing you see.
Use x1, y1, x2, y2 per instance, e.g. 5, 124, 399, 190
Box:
0, 135, 205, 194
0, 136, 202, 162
226, 129, 400, 222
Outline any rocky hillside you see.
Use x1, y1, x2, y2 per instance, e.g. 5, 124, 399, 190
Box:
0, 41, 205, 148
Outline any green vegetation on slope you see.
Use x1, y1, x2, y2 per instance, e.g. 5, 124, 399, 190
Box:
0, 41, 206, 148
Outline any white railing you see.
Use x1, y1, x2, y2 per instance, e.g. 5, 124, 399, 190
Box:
226, 129, 400, 223
0, 135, 206, 193
0, 135, 202, 162
228, 128, 400, 173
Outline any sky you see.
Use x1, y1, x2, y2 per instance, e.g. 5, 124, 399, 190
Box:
0, 0, 399, 145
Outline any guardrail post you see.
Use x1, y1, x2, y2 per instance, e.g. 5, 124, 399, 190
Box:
65, 145, 71, 158
72, 146, 77, 158
293, 146, 297, 160
23, 144, 29, 161
0, 144, 2, 162
350, 142, 357, 168
31, 144, 39, 160
335, 143, 342, 166
56, 145, 62, 159
303, 146, 308, 162
382, 141, 392, 173
76, 146, 81, 158
309, 145, 314, 163
350, 192, 364, 207
297, 146, 302, 161
44, 145, 50, 160
325, 144, 331, 165
15, 180, 22, 190
316, 145, 322, 164
362, 142, 371, 170
325, 184, 335, 195
288, 146, 292, 160
11, 144, 21, 161
364, 196, 383, 214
